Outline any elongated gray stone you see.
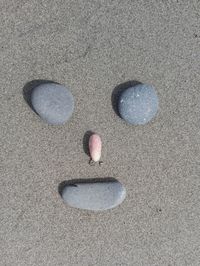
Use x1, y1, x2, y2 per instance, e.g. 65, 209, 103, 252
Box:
31, 83, 74, 125
61, 179, 126, 211
118, 84, 158, 125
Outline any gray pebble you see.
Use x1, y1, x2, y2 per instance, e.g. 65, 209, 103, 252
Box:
61, 179, 126, 211
118, 84, 158, 125
31, 83, 74, 125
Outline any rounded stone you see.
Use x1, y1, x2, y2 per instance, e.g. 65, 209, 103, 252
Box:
61, 179, 126, 211
31, 83, 74, 125
118, 84, 158, 125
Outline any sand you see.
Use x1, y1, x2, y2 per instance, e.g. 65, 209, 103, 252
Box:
1, 0, 200, 265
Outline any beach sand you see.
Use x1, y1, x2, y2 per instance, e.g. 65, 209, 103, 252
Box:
1, 1, 200, 265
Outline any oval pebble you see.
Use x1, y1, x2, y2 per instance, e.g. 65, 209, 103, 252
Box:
31, 83, 74, 125
118, 84, 158, 125
61, 179, 126, 211
89, 133, 102, 162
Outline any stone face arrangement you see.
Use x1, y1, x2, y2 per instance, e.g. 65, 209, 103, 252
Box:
24, 79, 160, 211
31, 83, 74, 125
118, 84, 158, 125
61, 179, 126, 211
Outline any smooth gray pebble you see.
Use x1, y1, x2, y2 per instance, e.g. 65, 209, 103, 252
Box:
31, 83, 74, 125
61, 179, 126, 211
118, 84, 158, 125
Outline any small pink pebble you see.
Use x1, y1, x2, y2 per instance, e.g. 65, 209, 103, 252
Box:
89, 133, 102, 164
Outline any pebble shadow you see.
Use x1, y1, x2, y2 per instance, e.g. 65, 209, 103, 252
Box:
23, 79, 58, 113
111, 80, 141, 117
58, 177, 118, 196
82, 130, 94, 156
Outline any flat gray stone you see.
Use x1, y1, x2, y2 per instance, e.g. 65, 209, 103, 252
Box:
61, 179, 126, 211
31, 83, 74, 125
118, 84, 158, 125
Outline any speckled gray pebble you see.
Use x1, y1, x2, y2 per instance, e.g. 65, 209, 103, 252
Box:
31, 83, 74, 125
61, 179, 126, 211
118, 84, 158, 125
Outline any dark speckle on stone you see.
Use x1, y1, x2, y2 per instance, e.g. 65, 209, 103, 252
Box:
156, 208, 162, 213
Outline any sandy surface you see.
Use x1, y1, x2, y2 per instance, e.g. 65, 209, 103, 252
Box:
1, 0, 200, 265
